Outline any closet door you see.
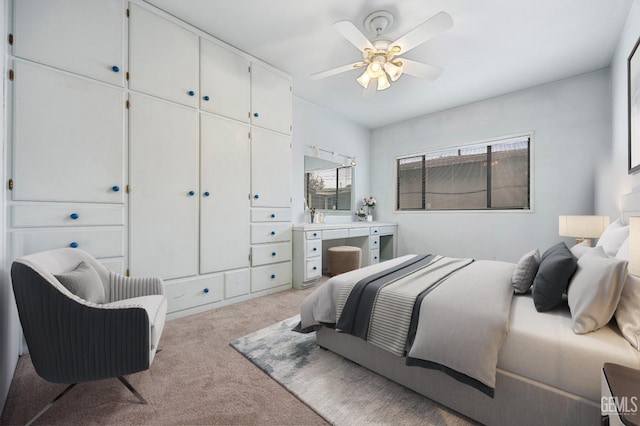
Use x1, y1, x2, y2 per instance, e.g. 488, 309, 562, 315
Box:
200, 114, 250, 274
251, 128, 291, 208
129, 4, 198, 107
12, 61, 125, 203
251, 62, 292, 135
13, 0, 126, 86
129, 94, 198, 280
200, 39, 250, 123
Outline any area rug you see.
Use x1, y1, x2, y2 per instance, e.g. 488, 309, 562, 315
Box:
230, 315, 475, 425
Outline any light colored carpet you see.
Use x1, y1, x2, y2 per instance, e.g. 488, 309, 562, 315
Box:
231, 315, 476, 426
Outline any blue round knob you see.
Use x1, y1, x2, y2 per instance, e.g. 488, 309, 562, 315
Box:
188, 90, 195, 96
270, 231, 276, 235
112, 65, 120, 72
203, 95, 210, 101
375, 256, 378, 260
313, 266, 317, 270
254, 194, 259, 199
374, 230, 378, 233
374, 241, 378, 244
69, 242, 78, 248
112, 185, 120, 192
70, 213, 79, 220
313, 247, 317, 251
271, 252, 277, 256
203, 287, 209, 293
271, 274, 276, 279
313, 233, 317, 237
204, 191, 210, 197
188, 190, 195, 196
271, 213, 276, 218
253, 112, 259, 117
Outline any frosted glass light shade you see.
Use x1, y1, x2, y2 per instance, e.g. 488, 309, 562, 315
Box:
558, 215, 610, 239
356, 70, 372, 88
377, 73, 390, 90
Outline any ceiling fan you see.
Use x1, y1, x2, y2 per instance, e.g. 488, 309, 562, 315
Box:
311, 10, 453, 97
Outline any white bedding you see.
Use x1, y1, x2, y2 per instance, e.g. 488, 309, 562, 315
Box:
300, 255, 640, 402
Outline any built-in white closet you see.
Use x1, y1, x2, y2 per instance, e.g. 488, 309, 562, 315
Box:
7, 0, 293, 318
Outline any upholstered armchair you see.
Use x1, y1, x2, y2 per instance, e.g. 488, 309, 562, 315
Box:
11, 248, 167, 425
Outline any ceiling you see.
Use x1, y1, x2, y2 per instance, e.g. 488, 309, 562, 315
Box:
144, 0, 633, 129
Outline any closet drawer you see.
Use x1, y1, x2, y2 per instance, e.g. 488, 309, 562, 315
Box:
10, 227, 124, 259
251, 242, 292, 266
306, 240, 321, 258
165, 274, 224, 313
251, 261, 291, 292
251, 223, 291, 244
251, 208, 292, 223
225, 269, 250, 299
11, 204, 125, 228
305, 258, 321, 280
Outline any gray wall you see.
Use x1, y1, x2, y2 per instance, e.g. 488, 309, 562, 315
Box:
371, 69, 612, 262
292, 96, 371, 224
0, 0, 19, 413
596, 0, 640, 217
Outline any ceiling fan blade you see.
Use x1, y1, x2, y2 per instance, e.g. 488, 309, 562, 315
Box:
400, 59, 443, 80
333, 20, 375, 52
362, 79, 377, 98
390, 12, 453, 55
311, 62, 366, 80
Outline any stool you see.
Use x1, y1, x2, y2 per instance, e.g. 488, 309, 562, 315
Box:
328, 246, 362, 276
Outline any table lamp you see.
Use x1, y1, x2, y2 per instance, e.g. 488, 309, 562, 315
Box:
559, 215, 610, 247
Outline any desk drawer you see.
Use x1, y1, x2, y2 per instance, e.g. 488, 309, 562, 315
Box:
251, 242, 292, 266
11, 227, 124, 259
349, 227, 370, 237
251, 262, 291, 292
379, 226, 396, 235
370, 249, 380, 264
305, 258, 321, 280
370, 226, 380, 235
305, 230, 321, 240
369, 235, 380, 250
323, 229, 349, 240
306, 240, 322, 257
12, 204, 124, 227
251, 223, 291, 244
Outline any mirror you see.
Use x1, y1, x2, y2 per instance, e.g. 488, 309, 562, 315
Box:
304, 155, 354, 211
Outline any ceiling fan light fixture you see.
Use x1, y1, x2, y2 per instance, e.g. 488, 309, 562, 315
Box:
377, 73, 391, 90
356, 70, 372, 88
384, 61, 403, 81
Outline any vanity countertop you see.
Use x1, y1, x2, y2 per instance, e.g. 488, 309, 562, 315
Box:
293, 222, 397, 230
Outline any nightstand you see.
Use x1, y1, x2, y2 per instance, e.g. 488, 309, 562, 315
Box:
602, 363, 640, 425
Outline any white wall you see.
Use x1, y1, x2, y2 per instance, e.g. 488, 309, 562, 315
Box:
292, 96, 371, 223
596, 0, 640, 217
371, 69, 612, 262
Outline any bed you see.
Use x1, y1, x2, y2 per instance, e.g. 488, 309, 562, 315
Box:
297, 193, 640, 426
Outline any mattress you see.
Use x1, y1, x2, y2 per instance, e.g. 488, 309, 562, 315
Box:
498, 293, 640, 402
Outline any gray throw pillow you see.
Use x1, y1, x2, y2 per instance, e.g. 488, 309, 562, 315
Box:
55, 261, 105, 304
512, 249, 540, 294
532, 242, 577, 312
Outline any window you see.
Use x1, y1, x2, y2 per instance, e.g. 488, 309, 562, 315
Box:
306, 166, 352, 210
396, 135, 530, 211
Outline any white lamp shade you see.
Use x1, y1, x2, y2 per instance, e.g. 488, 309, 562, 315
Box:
630, 217, 640, 276
558, 215, 610, 239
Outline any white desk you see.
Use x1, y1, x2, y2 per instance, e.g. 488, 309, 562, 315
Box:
292, 222, 398, 289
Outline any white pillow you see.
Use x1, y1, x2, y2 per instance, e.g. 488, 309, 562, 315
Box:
615, 273, 640, 349
596, 219, 629, 257
511, 249, 540, 294
567, 246, 628, 334
570, 240, 592, 259
616, 236, 630, 260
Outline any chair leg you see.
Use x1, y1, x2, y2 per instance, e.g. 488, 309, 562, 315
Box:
25, 383, 77, 426
117, 376, 148, 405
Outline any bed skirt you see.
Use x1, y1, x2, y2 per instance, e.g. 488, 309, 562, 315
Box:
316, 326, 600, 426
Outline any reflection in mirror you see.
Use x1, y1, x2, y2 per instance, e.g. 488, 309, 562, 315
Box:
304, 156, 354, 211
